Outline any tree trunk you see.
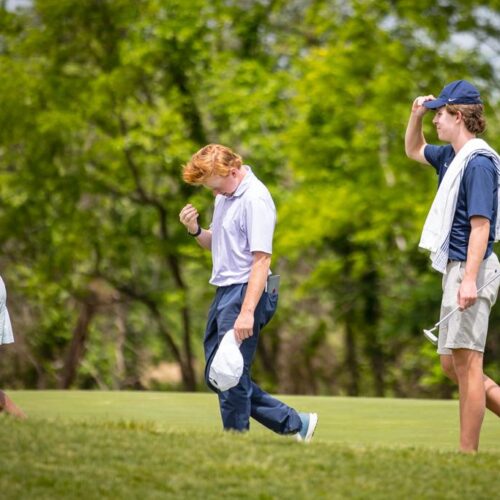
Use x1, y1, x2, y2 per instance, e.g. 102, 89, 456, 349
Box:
363, 269, 385, 397
344, 322, 359, 396
113, 304, 127, 389
59, 300, 97, 389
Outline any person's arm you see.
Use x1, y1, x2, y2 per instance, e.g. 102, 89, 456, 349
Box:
179, 203, 212, 250
458, 216, 490, 310
404, 95, 434, 164
233, 251, 271, 342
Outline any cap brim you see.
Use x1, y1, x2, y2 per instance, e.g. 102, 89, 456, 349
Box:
423, 98, 446, 109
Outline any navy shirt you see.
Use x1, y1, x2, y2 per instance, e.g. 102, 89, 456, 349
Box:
424, 144, 497, 261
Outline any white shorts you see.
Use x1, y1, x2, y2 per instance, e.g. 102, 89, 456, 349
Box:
438, 253, 500, 355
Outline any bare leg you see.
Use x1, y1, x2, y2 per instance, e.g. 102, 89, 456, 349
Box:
0, 390, 27, 419
484, 376, 500, 416
441, 355, 500, 417
451, 349, 485, 453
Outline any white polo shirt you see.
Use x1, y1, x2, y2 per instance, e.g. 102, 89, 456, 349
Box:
209, 166, 276, 287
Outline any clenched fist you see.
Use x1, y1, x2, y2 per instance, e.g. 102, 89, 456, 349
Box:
179, 204, 200, 234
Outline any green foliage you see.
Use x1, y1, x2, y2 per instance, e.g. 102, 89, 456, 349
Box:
0, 0, 499, 395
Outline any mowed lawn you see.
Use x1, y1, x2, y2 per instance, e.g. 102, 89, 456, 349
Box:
0, 391, 499, 499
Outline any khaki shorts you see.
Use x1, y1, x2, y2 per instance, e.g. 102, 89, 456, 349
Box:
438, 253, 500, 355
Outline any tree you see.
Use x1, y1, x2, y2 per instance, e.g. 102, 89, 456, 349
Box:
0, 0, 499, 396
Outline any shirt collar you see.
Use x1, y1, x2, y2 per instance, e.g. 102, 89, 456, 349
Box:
228, 165, 253, 198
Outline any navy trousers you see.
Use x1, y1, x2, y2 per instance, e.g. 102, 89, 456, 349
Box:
203, 283, 302, 434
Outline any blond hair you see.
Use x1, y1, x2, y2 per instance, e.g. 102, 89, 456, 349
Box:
182, 144, 242, 185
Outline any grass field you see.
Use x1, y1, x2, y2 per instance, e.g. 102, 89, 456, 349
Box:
0, 391, 499, 499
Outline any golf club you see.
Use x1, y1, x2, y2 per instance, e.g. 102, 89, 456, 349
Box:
423, 269, 500, 345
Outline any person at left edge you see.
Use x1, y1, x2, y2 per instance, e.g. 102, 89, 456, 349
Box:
0, 276, 26, 419
179, 144, 317, 442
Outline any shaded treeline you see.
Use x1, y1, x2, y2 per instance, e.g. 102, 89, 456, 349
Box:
0, 0, 499, 396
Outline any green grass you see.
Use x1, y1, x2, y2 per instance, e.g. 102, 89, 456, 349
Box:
0, 391, 499, 499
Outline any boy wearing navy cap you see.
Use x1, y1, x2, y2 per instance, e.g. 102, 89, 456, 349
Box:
405, 80, 500, 452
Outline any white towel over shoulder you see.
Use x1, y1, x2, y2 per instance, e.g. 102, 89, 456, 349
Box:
419, 138, 500, 273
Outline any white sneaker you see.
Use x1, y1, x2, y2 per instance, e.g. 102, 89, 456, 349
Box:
295, 412, 318, 443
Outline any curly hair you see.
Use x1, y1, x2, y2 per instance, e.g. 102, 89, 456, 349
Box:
445, 103, 486, 135
182, 144, 243, 185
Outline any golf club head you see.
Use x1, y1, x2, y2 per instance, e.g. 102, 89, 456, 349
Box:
423, 329, 438, 346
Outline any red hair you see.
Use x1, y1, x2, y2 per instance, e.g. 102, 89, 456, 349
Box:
182, 144, 242, 185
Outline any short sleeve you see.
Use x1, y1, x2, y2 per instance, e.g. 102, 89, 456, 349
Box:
245, 197, 276, 254
424, 144, 446, 175
464, 157, 497, 221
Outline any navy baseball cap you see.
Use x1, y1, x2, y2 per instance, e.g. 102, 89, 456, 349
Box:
423, 80, 482, 109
